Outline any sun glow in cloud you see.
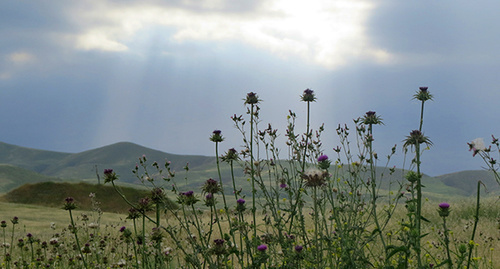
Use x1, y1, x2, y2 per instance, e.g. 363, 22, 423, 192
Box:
69, 0, 390, 69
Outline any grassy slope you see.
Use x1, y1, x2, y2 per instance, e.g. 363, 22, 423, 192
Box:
0, 164, 68, 193
1, 181, 177, 213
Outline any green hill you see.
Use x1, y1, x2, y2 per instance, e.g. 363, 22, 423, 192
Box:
436, 170, 500, 196
0, 164, 68, 193
0, 141, 497, 198
1, 181, 177, 213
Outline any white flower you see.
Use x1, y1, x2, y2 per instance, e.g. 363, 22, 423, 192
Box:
472, 138, 486, 150
88, 222, 99, 229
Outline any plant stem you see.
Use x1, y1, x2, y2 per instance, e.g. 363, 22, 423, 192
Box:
466, 181, 482, 269
68, 209, 88, 269
250, 103, 257, 241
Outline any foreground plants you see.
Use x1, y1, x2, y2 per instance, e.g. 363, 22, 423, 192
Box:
1, 89, 499, 268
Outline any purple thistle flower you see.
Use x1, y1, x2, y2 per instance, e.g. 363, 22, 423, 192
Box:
103, 169, 113, 175
210, 130, 224, 142
318, 155, 328, 162
119, 226, 126, 232
439, 202, 450, 209
438, 202, 450, 217
257, 244, 267, 252
184, 190, 194, 197
419, 86, 428, 92
280, 183, 287, 189
237, 198, 245, 204
301, 88, 316, 102
295, 245, 303, 252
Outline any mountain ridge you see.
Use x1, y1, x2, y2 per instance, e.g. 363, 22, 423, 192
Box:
0, 141, 498, 196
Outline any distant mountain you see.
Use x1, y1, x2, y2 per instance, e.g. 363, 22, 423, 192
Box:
0, 141, 498, 197
0, 164, 66, 193
0, 141, 216, 187
436, 170, 499, 196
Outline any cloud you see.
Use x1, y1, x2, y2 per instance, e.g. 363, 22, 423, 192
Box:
58, 0, 387, 68
75, 32, 129, 52
8, 52, 36, 64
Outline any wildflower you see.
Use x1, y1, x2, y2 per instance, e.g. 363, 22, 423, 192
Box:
221, 148, 239, 162
151, 187, 165, 203
103, 169, 118, 183
468, 138, 487, 157
301, 88, 316, 102
302, 168, 329, 188
178, 191, 198, 206
236, 198, 246, 212
362, 111, 383, 125
1, 220, 6, 228
63, 197, 77, 210
202, 178, 221, 194
245, 92, 259, 104
280, 183, 288, 189
88, 222, 99, 229
137, 197, 153, 212
257, 244, 268, 252
295, 245, 303, 252
209, 130, 224, 143
403, 130, 433, 149
317, 154, 331, 170
413, 86, 433, 101
210, 239, 227, 256
150, 227, 163, 242
50, 222, 56, 230
205, 193, 215, 206
438, 203, 450, 217
126, 208, 140, 220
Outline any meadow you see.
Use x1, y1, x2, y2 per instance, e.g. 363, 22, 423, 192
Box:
1, 89, 499, 268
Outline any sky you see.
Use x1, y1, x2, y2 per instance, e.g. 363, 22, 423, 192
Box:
1, 0, 500, 176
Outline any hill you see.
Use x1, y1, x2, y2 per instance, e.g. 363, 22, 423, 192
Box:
0, 164, 68, 193
436, 170, 499, 196
1, 181, 177, 213
0, 141, 497, 197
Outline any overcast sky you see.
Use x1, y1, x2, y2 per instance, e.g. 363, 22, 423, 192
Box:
1, 0, 499, 176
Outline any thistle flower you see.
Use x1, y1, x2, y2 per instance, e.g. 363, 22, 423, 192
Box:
151, 187, 165, 203
103, 169, 118, 183
301, 88, 316, 102
302, 168, 329, 188
202, 178, 221, 194
1, 220, 6, 228
438, 202, 450, 217
257, 244, 268, 252
205, 193, 215, 206
210, 130, 224, 143
178, 191, 198, 206
413, 86, 433, 101
126, 208, 140, 220
245, 92, 259, 104
403, 130, 433, 149
362, 111, 383, 125
317, 154, 330, 170
295, 245, 303, 252
236, 198, 246, 212
63, 197, 77, 210
221, 148, 239, 162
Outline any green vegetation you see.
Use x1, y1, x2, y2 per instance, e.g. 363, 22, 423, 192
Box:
1, 182, 177, 214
